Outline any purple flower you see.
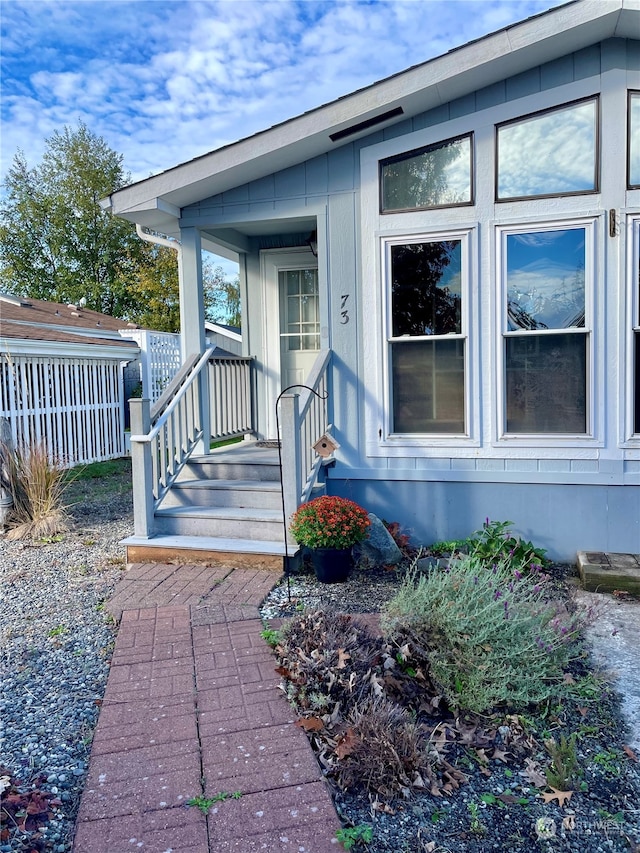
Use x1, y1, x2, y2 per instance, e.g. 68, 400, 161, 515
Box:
473, 576, 478, 585
514, 570, 522, 580
494, 589, 502, 600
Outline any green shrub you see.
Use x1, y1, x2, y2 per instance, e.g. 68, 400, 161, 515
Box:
466, 519, 548, 573
381, 555, 582, 714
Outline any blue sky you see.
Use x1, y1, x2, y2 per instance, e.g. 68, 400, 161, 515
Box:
1, 0, 568, 186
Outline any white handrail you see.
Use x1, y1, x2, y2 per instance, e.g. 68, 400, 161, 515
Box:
129, 347, 215, 443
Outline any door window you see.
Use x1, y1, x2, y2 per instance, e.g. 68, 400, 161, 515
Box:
280, 269, 320, 351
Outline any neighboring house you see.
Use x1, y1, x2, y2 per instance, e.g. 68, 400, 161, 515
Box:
205, 322, 242, 356
0, 292, 141, 464
103, 0, 640, 560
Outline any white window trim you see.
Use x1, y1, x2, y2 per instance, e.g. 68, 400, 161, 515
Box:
360, 75, 604, 460
623, 214, 640, 444
380, 228, 476, 445
493, 216, 601, 446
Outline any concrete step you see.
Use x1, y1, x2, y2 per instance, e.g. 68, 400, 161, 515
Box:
159, 479, 283, 510
154, 505, 285, 541
121, 533, 287, 569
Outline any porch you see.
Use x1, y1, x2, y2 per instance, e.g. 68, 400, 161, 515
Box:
122, 347, 333, 565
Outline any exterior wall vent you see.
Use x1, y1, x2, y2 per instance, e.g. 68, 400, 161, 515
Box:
329, 106, 404, 142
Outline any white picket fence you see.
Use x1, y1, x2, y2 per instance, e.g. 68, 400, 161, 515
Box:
0, 354, 127, 466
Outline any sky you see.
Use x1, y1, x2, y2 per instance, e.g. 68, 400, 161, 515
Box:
1, 0, 568, 277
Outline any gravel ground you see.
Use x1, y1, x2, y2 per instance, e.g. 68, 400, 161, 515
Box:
260, 560, 640, 853
2, 467, 639, 853
0, 461, 132, 853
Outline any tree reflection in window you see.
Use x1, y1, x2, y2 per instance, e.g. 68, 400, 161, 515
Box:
391, 240, 462, 337
389, 238, 465, 434
381, 135, 472, 212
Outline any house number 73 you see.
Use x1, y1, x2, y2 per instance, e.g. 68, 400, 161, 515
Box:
340, 294, 350, 324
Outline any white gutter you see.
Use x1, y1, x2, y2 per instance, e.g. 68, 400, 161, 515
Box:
135, 223, 181, 257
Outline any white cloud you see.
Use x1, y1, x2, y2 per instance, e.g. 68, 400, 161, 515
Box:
1, 0, 566, 184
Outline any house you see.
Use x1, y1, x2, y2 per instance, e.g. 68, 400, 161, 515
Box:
103, 0, 640, 562
0, 292, 140, 465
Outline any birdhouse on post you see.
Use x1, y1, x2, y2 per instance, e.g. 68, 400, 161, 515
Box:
312, 433, 340, 458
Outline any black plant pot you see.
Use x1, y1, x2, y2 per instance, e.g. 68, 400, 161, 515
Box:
310, 547, 352, 583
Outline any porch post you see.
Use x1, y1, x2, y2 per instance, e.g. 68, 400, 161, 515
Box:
129, 397, 155, 538
279, 391, 302, 549
178, 227, 210, 453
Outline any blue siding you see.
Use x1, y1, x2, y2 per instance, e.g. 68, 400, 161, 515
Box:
329, 479, 640, 561
179, 37, 639, 558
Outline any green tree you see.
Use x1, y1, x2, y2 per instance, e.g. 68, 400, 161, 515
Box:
204, 256, 241, 328
128, 242, 181, 332
0, 121, 142, 317
127, 242, 241, 333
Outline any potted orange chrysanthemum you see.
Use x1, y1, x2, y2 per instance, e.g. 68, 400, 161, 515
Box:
289, 495, 370, 583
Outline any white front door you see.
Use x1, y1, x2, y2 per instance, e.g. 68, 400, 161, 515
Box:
261, 249, 319, 437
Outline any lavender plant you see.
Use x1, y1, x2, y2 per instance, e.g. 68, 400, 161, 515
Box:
381, 554, 583, 713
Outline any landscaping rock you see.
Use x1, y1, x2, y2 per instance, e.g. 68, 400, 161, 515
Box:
355, 513, 402, 565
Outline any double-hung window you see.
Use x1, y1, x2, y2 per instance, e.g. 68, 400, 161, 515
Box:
386, 234, 467, 435
499, 221, 594, 435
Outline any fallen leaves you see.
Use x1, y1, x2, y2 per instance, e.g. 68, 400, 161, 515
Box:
519, 757, 547, 788
540, 787, 573, 807
295, 716, 323, 732
335, 728, 359, 759
623, 744, 638, 762
0, 767, 62, 835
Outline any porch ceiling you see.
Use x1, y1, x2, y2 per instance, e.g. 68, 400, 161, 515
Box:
102, 0, 638, 240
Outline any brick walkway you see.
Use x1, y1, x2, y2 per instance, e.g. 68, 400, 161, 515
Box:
73, 564, 341, 853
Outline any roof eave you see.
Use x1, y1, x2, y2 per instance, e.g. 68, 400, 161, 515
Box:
106, 0, 635, 227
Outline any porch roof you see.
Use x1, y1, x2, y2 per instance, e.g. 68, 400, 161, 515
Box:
103, 0, 638, 240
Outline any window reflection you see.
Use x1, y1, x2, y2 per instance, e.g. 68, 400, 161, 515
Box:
388, 237, 466, 434
497, 98, 597, 200
391, 240, 462, 336
506, 229, 585, 331
381, 135, 472, 211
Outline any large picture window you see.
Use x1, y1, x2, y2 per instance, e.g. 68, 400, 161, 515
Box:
501, 224, 591, 434
496, 97, 598, 201
387, 236, 466, 433
381, 134, 473, 212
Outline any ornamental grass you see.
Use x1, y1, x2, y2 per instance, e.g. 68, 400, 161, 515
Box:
1, 439, 70, 540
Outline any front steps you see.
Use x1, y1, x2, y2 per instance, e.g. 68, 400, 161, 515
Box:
122, 443, 318, 566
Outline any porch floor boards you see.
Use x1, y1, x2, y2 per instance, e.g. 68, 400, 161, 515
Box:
73, 563, 341, 853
